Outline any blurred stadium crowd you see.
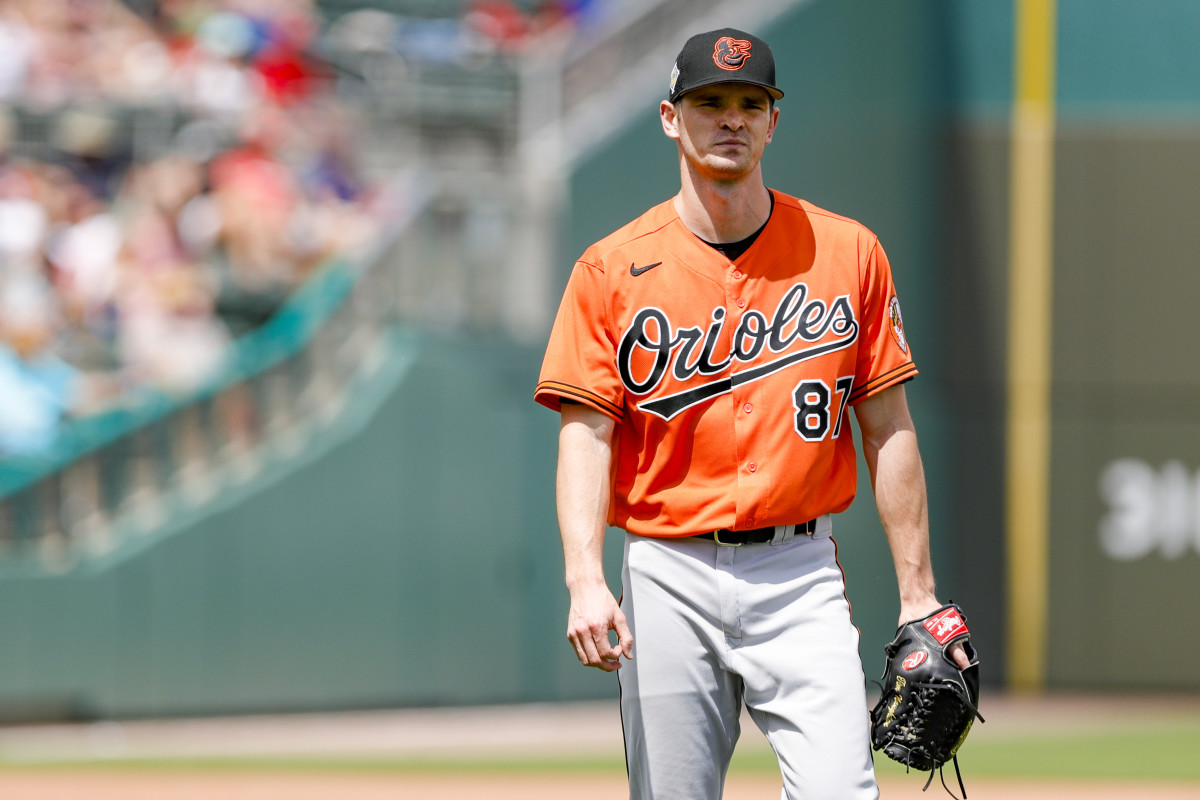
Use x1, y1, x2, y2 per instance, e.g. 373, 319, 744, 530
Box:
0, 0, 604, 458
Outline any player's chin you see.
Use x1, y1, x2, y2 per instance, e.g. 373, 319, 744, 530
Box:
700, 156, 754, 180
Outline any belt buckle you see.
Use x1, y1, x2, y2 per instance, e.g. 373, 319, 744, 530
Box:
711, 529, 743, 547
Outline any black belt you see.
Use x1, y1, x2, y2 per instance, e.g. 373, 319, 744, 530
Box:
695, 519, 816, 546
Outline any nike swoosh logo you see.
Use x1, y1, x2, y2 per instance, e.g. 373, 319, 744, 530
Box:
630, 261, 662, 276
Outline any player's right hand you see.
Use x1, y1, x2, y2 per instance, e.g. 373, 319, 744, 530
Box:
566, 583, 634, 672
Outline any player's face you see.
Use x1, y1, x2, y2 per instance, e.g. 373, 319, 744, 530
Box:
662, 83, 780, 182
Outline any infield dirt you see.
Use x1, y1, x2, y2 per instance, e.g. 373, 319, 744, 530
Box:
0, 771, 1196, 799
0, 693, 1196, 798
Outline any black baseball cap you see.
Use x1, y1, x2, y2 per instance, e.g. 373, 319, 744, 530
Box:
668, 28, 784, 104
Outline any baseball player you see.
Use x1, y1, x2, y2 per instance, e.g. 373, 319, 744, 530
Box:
535, 28, 969, 799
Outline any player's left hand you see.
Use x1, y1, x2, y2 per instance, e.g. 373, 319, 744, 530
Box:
871, 602, 983, 792
899, 601, 972, 670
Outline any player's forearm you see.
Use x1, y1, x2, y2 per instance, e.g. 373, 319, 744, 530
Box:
855, 387, 939, 616
556, 405, 616, 591
864, 426, 938, 611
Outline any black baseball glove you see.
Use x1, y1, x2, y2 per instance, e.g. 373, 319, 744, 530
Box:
870, 603, 984, 798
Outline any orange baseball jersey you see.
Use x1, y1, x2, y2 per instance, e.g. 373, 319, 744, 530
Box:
535, 190, 917, 537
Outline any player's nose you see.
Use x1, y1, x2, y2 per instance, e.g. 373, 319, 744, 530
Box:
720, 110, 744, 130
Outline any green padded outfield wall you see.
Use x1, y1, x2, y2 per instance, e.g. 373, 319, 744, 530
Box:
940, 0, 1200, 689
566, 0, 1200, 690
1044, 1, 1200, 689
0, 331, 593, 717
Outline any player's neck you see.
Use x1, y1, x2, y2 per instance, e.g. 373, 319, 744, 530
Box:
674, 169, 772, 243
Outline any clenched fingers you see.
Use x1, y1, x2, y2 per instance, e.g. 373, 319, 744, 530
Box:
566, 611, 633, 672
568, 622, 625, 672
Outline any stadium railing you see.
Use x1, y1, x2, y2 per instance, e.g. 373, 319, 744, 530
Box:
0, 174, 431, 571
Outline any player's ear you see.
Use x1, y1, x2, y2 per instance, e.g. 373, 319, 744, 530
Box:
660, 100, 681, 141
764, 105, 780, 145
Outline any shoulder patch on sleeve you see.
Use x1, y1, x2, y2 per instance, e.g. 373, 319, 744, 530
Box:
888, 295, 908, 354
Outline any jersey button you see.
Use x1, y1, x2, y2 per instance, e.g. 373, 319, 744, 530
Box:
747, 462, 758, 473
732, 270, 744, 279
743, 403, 753, 414
736, 298, 746, 308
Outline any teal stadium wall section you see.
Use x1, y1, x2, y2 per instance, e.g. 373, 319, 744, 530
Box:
940, 0, 1200, 689
567, 0, 1200, 690
0, 331, 606, 717
1046, 0, 1200, 689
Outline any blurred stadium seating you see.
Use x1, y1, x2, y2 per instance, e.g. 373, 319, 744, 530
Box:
0, 0, 759, 572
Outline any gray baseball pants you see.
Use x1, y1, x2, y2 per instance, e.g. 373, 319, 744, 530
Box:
617, 517, 879, 799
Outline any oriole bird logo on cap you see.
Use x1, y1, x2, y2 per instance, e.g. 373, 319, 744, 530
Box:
713, 36, 753, 71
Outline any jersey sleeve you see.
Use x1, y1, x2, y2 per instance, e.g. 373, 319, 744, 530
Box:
848, 237, 919, 404
534, 260, 625, 418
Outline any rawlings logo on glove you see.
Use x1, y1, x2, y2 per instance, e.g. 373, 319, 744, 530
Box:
870, 603, 984, 798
